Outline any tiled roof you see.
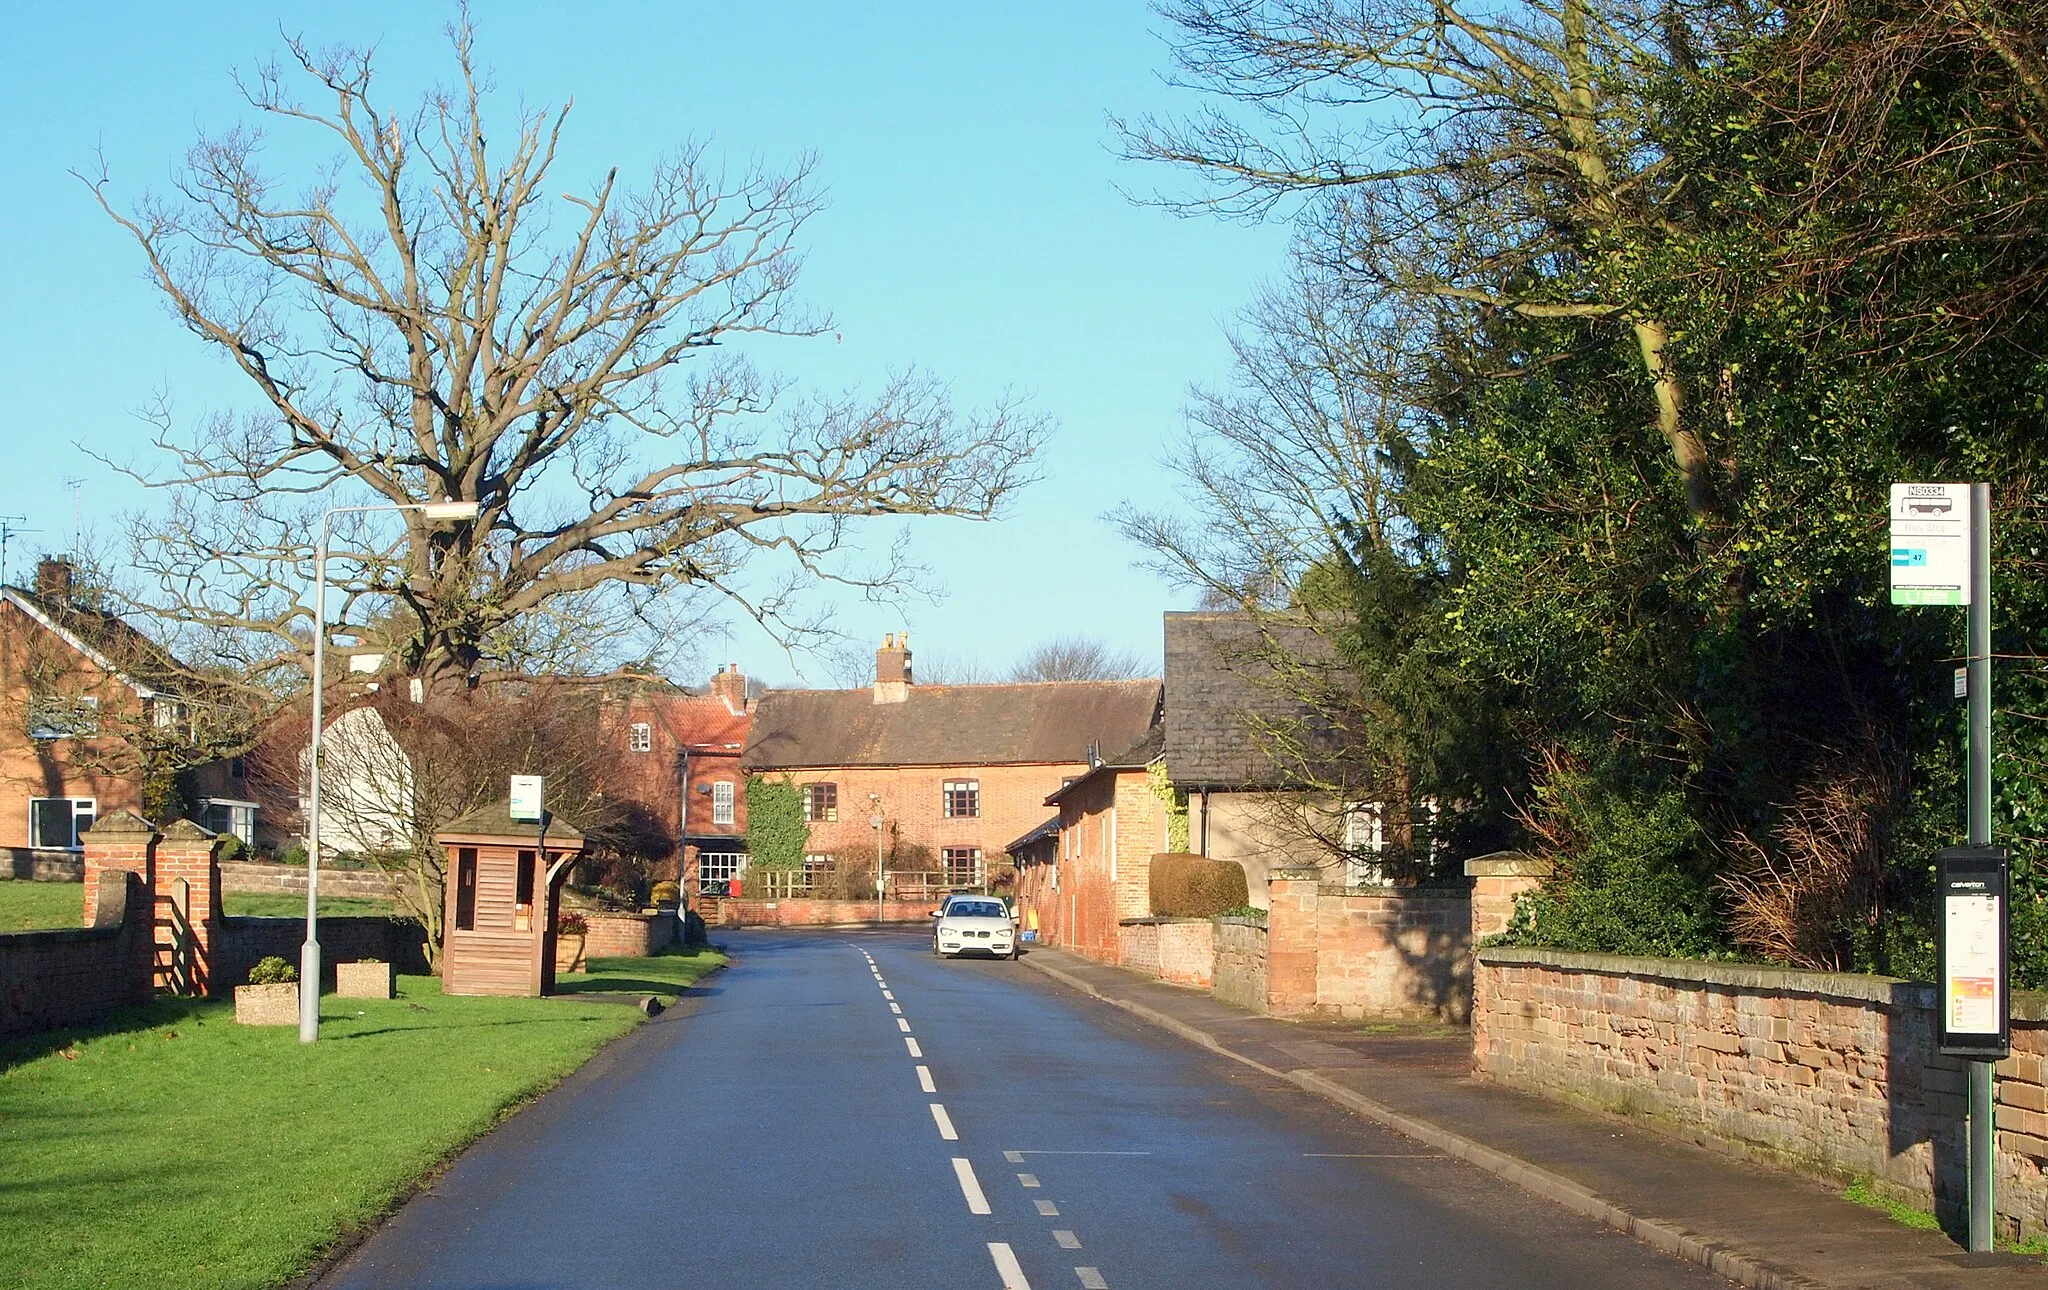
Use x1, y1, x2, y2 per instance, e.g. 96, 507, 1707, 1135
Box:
1162, 612, 1347, 789
742, 679, 1161, 771
1, 586, 191, 697
642, 693, 750, 751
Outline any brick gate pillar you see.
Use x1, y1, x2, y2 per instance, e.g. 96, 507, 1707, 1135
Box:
1265, 865, 1322, 1019
81, 809, 158, 926
1464, 852, 1553, 942
154, 819, 226, 997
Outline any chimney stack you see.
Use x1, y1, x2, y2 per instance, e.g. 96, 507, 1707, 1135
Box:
873, 633, 912, 704
709, 662, 749, 714
35, 556, 73, 603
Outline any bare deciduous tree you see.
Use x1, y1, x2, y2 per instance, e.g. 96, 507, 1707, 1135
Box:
1008, 634, 1149, 683
85, 14, 1045, 697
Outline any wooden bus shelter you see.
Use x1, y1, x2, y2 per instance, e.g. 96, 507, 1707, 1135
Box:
436, 801, 584, 997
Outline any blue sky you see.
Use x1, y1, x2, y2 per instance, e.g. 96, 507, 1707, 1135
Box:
0, 3, 1286, 685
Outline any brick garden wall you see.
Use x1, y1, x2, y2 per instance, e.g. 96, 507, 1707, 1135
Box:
1211, 917, 1268, 1013
0, 871, 154, 1038
714, 897, 934, 928
582, 911, 678, 958
218, 916, 430, 986
1118, 918, 1214, 988
1475, 947, 2048, 1242
217, 861, 400, 901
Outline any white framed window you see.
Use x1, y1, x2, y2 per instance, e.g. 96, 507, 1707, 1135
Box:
943, 779, 979, 818
29, 694, 99, 740
29, 797, 96, 850
628, 722, 652, 753
942, 846, 983, 887
803, 853, 835, 871
1343, 801, 1385, 887
152, 698, 188, 732
699, 849, 747, 895
200, 799, 258, 846
711, 780, 736, 825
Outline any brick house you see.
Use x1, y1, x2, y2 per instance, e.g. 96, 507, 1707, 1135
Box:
0, 558, 254, 878
1011, 725, 1169, 964
741, 635, 1161, 896
599, 665, 752, 896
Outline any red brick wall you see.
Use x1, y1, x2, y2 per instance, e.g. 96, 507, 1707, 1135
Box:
1118, 918, 1215, 988
0, 870, 154, 1037
0, 598, 152, 851
1009, 767, 1166, 966
1475, 948, 2048, 1243
153, 822, 225, 996
582, 911, 678, 958
716, 897, 933, 927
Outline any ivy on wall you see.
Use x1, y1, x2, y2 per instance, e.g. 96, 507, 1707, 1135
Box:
1148, 760, 1191, 854
745, 775, 809, 869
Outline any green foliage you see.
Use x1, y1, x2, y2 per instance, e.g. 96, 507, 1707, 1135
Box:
1150, 854, 1251, 918
1495, 767, 1729, 960
244, 956, 297, 986
743, 775, 809, 870
1147, 761, 1191, 854
1215, 904, 1267, 921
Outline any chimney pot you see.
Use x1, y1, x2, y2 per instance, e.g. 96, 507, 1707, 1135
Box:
873, 632, 913, 703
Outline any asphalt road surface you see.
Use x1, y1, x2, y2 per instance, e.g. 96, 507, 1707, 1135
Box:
322, 929, 1731, 1289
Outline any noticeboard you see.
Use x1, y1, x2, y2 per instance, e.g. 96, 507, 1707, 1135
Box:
1938, 845, 2009, 1058
1890, 483, 1972, 606
509, 775, 546, 823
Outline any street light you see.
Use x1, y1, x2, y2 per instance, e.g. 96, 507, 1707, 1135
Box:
869, 793, 884, 927
300, 498, 481, 1043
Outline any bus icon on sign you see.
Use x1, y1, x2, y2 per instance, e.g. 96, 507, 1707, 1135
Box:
1907, 496, 1955, 515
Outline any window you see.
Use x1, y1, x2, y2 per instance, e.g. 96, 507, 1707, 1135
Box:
804, 782, 839, 822
152, 698, 188, 731
29, 798, 96, 850
1343, 802, 1385, 887
628, 722, 652, 753
454, 847, 478, 930
942, 779, 979, 819
711, 781, 736, 826
943, 846, 983, 887
803, 853, 836, 873
699, 850, 747, 895
199, 799, 257, 846
28, 694, 98, 740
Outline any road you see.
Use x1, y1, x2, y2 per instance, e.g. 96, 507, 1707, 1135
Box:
322, 929, 1731, 1289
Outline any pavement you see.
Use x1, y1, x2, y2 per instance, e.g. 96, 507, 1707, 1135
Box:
318, 928, 1745, 1289
1019, 944, 2048, 1290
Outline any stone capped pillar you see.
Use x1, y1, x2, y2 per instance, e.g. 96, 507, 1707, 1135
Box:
1465, 852, 1553, 942
154, 819, 226, 997
81, 809, 158, 927
1265, 865, 1323, 1019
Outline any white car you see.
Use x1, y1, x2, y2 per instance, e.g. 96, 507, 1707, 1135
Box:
931, 896, 1017, 959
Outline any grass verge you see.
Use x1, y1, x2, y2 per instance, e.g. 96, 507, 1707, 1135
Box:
0, 880, 399, 928
0, 948, 724, 1289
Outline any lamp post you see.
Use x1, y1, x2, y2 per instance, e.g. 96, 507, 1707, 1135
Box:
869, 793, 884, 927
301, 498, 480, 1043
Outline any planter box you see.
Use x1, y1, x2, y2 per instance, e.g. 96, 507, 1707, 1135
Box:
336, 960, 394, 999
555, 934, 587, 974
234, 982, 299, 1026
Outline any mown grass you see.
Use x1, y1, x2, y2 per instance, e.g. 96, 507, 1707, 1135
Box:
0, 879, 397, 929
0, 949, 724, 1289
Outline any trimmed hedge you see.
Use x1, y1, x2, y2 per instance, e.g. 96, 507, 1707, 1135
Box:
1150, 853, 1249, 917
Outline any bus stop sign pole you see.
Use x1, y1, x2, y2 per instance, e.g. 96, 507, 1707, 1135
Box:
1964, 482, 1999, 1253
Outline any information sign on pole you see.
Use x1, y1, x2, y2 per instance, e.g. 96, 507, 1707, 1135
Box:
1890, 484, 1972, 606
1938, 845, 2010, 1059
509, 775, 546, 823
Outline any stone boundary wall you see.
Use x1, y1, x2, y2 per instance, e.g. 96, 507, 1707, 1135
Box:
1310, 885, 1472, 1022
0, 872, 153, 1038
1211, 917, 1269, 1014
1475, 947, 2048, 1241
1, 848, 84, 882
1117, 918, 1215, 989
217, 916, 430, 987
217, 861, 401, 901
713, 897, 935, 928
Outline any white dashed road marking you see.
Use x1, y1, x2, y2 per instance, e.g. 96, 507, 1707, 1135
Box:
953, 1158, 992, 1215
1053, 1230, 1082, 1250
890, 1002, 903, 1014
906, 1037, 923, 1057
1036, 1200, 1059, 1216
1076, 1268, 1108, 1289
1017, 1173, 1040, 1189
882, 989, 894, 1000
1005, 1150, 1025, 1163
989, 1242, 1033, 1290
931, 1103, 959, 1141
917, 1065, 937, 1093
897, 1018, 912, 1032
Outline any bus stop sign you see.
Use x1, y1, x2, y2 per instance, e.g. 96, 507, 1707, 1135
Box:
1938, 845, 2009, 1059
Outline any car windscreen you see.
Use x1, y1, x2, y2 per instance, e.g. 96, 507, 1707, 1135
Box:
947, 900, 1006, 919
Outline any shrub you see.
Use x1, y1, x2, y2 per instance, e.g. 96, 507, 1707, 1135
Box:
1150, 854, 1250, 917
558, 911, 589, 936
216, 834, 248, 862
1216, 904, 1266, 921
246, 956, 298, 986
278, 846, 309, 867
649, 881, 682, 907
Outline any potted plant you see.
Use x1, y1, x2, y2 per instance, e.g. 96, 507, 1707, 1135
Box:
235, 956, 300, 1026
555, 911, 589, 973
